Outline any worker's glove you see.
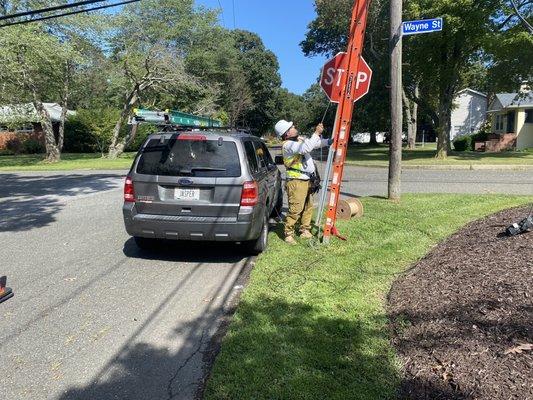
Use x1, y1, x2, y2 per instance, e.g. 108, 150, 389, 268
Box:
327, 138, 334, 146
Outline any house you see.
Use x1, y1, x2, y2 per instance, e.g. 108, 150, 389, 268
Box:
0, 103, 75, 151
487, 83, 533, 151
450, 88, 487, 140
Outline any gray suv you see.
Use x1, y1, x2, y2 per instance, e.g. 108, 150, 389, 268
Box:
122, 130, 282, 254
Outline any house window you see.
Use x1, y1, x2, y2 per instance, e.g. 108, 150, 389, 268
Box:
526, 109, 533, 124
495, 115, 503, 130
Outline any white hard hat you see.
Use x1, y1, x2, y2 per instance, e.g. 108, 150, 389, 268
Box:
274, 119, 293, 137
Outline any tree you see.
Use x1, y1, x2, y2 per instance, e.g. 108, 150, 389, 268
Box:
0, 25, 75, 162
301, 0, 392, 143
106, 0, 218, 158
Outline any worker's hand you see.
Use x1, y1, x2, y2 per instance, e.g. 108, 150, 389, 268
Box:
315, 123, 324, 136
327, 138, 334, 146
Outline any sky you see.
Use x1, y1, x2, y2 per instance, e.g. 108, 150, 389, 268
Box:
194, 0, 327, 95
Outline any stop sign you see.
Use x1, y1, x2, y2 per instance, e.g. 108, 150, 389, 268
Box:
320, 52, 372, 103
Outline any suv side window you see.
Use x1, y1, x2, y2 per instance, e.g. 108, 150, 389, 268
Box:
244, 141, 259, 174
260, 142, 274, 166
253, 141, 272, 170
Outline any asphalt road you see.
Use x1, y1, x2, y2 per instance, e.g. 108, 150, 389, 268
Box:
0, 171, 250, 400
1, 167, 532, 400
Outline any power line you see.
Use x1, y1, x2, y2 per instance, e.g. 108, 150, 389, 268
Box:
216, 0, 225, 27
0, 0, 140, 28
0, 0, 107, 22
232, 0, 235, 28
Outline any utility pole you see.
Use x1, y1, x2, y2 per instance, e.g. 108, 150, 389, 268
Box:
388, 0, 402, 201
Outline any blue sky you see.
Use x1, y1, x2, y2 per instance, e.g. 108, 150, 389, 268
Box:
195, 0, 327, 95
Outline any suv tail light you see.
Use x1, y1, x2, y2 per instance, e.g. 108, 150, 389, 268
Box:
240, 181, 258, 206
124, 176, 135, 202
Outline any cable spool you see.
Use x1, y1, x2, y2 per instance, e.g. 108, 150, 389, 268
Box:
336, 198, 363, 220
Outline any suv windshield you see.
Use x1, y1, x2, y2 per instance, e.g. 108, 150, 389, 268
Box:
136, 135, 241, 177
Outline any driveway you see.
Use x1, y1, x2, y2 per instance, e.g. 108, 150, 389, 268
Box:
0, 167, 531, 400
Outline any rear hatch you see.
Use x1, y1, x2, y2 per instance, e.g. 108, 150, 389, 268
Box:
132, 133, 243, 219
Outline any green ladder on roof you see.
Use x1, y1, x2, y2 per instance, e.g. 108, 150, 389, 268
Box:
132, 108, 222, 127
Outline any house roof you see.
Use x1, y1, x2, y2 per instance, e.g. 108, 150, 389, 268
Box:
0, 103, 75, 124
457, 88, 487, 98
488, 92, 533, 112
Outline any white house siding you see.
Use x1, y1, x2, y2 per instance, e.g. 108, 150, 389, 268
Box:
450, 90, 487, 140
516, 110, 533, 149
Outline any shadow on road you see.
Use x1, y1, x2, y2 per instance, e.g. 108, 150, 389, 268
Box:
0, 173, 122, 232
56, 258, 247, 400
55, 294, 474, 400
123, 237, 250, 264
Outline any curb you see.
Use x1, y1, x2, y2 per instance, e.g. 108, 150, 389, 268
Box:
343, 163, 533, 171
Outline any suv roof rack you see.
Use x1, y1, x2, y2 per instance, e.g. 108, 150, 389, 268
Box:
153, 124, 251, 134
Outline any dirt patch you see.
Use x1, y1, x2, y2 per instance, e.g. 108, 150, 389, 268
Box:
388, 206, 532, 400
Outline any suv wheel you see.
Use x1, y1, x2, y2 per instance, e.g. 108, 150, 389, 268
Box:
244, 214, 268, 255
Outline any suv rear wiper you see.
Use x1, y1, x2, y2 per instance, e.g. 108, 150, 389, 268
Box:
178, 167, 227, 174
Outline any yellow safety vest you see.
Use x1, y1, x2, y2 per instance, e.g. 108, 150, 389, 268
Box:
282, 140, 306, 180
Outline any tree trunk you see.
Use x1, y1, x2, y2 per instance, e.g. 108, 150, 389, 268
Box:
402, 83, 419, 150
402, 88, 413, 149
58, 103, 68, 152
411, 83, 419, 149
369, 131, 377, 145
108, 88, 138, 159
108, 123, 139, 159
58, 63, 71, 152
436, 104, 450, 159
34, 100, 60, 162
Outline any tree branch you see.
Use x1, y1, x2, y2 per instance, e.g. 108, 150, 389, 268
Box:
508, 0, 533, 33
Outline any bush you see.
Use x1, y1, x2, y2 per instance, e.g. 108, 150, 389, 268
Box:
125, 124, 157, 152
453, 135, 472, 151
23, 138, 45, 154
64, 108, 120, 154
64, 115, 96, 153
5, 138, 23, 154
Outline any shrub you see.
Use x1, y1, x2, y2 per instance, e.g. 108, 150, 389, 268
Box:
125, 124, 157, 152
22, 138, 45, 154
453, 135, 472, 151
64, 108, 120, 154
64, 115, 96, 153
5, 138, 23, 154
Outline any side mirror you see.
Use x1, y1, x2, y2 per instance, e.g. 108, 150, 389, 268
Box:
275, 155, 284, 165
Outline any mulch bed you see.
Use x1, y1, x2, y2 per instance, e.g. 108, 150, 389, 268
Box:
388, 206, 533, 400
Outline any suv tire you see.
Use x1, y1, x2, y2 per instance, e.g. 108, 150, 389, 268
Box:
244, 214, 268, 255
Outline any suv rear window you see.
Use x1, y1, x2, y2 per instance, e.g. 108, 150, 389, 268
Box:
136, 135, 241, 177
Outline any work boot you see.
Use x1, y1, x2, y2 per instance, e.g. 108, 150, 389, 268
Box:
284, 235, 297, 245
299, 229, 313, 239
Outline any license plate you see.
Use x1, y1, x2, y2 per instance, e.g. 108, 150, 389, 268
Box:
174, 188, 200, 200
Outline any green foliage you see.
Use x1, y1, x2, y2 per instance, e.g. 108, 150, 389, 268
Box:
64, 108, 122, 154
22, 138, 45, 154
125, 124, 158, 152
452, 135, 472, 151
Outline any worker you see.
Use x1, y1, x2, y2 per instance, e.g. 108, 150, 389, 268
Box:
274, 119, 332, 244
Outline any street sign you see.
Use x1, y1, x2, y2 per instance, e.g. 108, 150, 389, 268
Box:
320, 53, 372, 103
402, 17, 443, 36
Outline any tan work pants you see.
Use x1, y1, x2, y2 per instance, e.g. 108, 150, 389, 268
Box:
284, 179, 313, 237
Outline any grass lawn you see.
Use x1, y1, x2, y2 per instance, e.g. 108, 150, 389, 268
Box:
345, 143, 533, 166
0, 152, 136, 171
205, 194, 533, 400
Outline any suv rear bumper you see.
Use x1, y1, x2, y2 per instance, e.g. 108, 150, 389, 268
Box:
123, 203, 261, 242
